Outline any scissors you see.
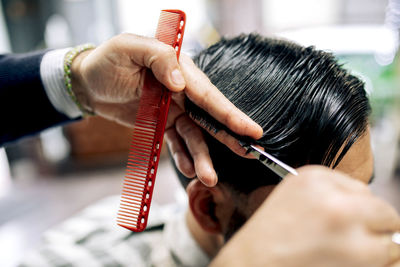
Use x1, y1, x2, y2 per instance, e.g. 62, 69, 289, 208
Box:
240, 143, 400, 249
240, 142, 298, 178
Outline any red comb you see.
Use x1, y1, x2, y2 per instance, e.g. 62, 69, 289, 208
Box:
117, 10, 186, 232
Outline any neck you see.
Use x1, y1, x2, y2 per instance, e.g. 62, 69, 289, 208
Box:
185, 209, 224, 259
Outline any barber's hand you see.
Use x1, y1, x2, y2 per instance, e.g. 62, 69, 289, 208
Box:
70, 33, 263, 186
165, 54, 264, 186
211, 166, 400, 267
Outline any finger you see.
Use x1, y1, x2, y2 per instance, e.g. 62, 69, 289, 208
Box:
166, 99, 185, 130
113, 33, 185, 92
175, 115, 218, 187
295, 167, 400, 232
357, 233, 400, 266
170, 90, 186, 112
363, 196, 400, 233
295, 166, 372, 194
382, 233, 400, 265
200, 126, 256, 160
179, 54, 263, 141
164, 127, 195, 178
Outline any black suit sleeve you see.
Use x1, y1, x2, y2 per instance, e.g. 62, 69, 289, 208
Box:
0, 51, 78, 147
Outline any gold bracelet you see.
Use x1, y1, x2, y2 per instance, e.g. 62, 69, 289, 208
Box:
64, 43, 96, 116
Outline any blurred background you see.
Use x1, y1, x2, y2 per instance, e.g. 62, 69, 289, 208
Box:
0, 0, 399, 266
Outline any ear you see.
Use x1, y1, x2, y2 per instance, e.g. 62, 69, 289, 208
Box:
187, 179, 234, 234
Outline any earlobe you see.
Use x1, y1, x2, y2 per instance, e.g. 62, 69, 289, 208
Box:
187, 179, 227, 234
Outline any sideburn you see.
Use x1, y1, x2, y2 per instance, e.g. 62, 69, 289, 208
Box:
223, 207, 247, 242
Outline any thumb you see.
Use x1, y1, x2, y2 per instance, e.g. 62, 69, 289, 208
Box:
113, 33, 186, 92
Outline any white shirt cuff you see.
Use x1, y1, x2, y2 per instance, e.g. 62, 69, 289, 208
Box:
40, 48, 83, 119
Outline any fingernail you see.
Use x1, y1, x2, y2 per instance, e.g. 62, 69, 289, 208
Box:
203, 176, 217, 187
210, 176, 217, 187
244, 117, 263, 139
171, 69, 185, 87
207, 168, 218, 187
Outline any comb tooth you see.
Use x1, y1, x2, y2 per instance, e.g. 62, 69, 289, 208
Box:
124, 175, 146, 182
123, 186, 145, 195
120, 214, 141, 221
130, 139, 152, 147
118, 210, 140, 219
126, 161, 148, 169
117, 219, 137, 227
128, 151, 151, 159
125, 173, 147, 181
122, 188, 143, 196
121, 203, 140, 212
117, 220, 137, 229
133, 124, 156, 133
126, 174, 147, 181
127, 160, 149, 169
121, 194, 143, 202
127, 152, 150, 161
126, 161, 149, 169
128, 154, 150, 162
127, 153, 150, 161
129, 144, 151, 152
126, 162, 148, 171
118, 212, 140, 221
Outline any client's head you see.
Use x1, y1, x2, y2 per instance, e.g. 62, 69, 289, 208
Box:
174, 34, 373, 249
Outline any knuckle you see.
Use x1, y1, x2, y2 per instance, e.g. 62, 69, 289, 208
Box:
288, 171, 316, 188
198, 88, 211, 112
190, 150, 203, 160
322, 197, 354, 228
223, 108, 236, 126
153, 42, 176, 62
141, 38, 164, 66
147, 42, 177, 78
163, 44, 177, 58
164, 129, 175, 143
146, 50, 158, 69
113, 32, 138, 44
299, 165, 331, 180
176, 119, 196, 138
119, 32, 134, 39
164, 129, 182, 151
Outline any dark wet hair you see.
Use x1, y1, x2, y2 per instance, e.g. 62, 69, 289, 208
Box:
175, 33, 370, 194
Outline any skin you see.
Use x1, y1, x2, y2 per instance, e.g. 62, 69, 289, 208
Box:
211, 166, 400, 267
335, 129, 374, 184
187, 128, 376, 258
70, 33, 263, 187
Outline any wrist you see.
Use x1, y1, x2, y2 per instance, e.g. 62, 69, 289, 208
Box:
71, 49, 94, 114
64, 43, 96, 116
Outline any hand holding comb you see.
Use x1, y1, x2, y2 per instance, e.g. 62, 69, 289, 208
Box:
117, 10, 186, 232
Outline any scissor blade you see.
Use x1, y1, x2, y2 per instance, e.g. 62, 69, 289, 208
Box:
243, 144, 298, 178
